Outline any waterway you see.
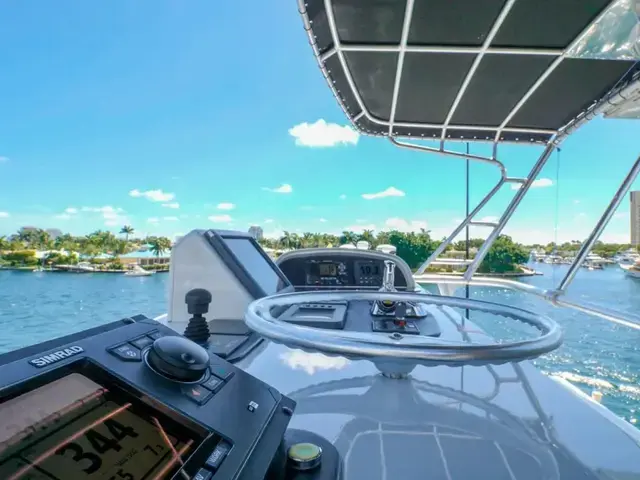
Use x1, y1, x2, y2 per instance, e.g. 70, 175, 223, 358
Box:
0, 264, 638, 426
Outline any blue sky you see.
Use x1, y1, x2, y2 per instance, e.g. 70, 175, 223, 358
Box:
0, 1, 639, 245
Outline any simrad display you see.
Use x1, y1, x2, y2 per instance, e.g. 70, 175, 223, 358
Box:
0, 373, 202, 480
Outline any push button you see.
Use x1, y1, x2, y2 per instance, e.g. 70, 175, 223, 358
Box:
182, 385, 213, 405
201, 376, 223, 393
205, 441, 231, 471
109, 344, 141, 361
209, 362, 234, 381
148, 330, 165, 340
193, 469, 213, 480
130, 336, 154, 350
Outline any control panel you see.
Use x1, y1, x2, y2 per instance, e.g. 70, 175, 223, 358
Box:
0, 316, 295, 480
278, 249, 414, 291
353, 260, 383, 287
304, 260, 348, 287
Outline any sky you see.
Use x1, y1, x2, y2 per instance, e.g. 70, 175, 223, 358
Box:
1, 1, 639, 245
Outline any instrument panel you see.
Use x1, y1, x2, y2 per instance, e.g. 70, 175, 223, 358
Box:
277, 249, 413, 290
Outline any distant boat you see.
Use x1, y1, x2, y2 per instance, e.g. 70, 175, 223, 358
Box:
124, 265, 154, 277
620, 262, 640, 279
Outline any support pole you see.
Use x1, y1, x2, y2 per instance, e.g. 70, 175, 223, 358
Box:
465, 141, 557, 280
556, 153, 640, 294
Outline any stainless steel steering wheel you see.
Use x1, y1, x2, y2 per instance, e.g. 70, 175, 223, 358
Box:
244, 290, 563, 366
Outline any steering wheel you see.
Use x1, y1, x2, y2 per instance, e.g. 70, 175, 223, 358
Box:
244, 290, 563, 367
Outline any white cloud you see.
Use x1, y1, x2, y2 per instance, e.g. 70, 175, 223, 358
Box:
104, 220, 118, 227
511, 178, 554, 191
344, 223, 377, 233
0, 212, 9, 218
163, 216, 179, 221
54, 213, 72, 220
162, 202, 180, 209
479, 216, 499, 223
264, 218, 274, 224
262, 183, 293, 194
339, 194, 347, 200
147, 217, 160, 224
129, 189, 175, 202
384, 217, 428, 232
65, 207, 78, 214
574, 199, 580, 204
362, 186, 405, 200
319, 218, 327, 223
289, 119, 359, 147
82, 206, 123, 215
0, 156, 8, 163
217, 203, 235, 210
209, 214, 232, 223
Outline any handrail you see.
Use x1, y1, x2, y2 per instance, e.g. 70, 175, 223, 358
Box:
413, 274, 640, 331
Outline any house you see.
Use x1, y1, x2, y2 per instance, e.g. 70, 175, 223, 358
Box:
120, 249, 170, 266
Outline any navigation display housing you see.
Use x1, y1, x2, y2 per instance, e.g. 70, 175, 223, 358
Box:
0, 373, 204, 480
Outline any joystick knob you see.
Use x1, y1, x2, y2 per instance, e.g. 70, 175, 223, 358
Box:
145, 336, 210, 383
184, 288, 213, 345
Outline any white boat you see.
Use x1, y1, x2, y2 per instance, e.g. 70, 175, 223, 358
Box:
617, 249, 640, 266
124, 265, 154, 277
3, 3, 640, 480
620, 262, 640, 278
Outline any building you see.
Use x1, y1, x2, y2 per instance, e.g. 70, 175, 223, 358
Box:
248, 225, 264, 240
632, 191, 640, 246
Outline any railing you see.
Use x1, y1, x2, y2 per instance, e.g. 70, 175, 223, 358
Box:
401, 74, 640, 332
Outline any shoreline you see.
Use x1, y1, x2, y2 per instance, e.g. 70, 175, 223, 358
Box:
0, 266, 169, 274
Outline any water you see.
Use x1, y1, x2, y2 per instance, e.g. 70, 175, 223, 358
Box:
0, 265, 639, 426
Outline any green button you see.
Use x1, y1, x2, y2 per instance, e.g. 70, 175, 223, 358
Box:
288, 443, 321, 461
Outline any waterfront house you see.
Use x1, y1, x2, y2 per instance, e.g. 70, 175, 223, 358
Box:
120, 249, 170, 266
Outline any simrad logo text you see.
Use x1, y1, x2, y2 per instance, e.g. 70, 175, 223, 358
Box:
29, 346, 84, 368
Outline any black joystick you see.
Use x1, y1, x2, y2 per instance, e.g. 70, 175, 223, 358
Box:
184, 288, 212, 345
146, 336, 210, 383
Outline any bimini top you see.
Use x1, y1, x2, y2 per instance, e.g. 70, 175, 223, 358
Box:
299, 0, 640, 143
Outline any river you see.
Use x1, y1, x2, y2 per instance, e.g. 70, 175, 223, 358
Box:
0, 264, 638, 426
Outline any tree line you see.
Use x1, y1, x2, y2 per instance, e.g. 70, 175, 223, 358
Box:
259, 229, 530, 273
0, 226, 172, 268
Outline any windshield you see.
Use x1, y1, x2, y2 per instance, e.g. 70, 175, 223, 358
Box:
0, 1, 639, 435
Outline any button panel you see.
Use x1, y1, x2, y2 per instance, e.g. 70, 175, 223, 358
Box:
130, 335, 154, 350
210, 363, 235, 381
205, 441, 231, 472
202, 375, 223, 394
193, 469, 213, 480
148, 330, 165, 340
182, 384, 213, 405
109, 344, 141, 361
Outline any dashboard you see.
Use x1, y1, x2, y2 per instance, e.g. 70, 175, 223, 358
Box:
277, 249, 415, 291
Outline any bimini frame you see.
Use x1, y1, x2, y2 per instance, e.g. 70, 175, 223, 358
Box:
299, 0, 640, 329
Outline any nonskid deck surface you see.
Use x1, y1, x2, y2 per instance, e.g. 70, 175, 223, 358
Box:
233, 307, 640, 480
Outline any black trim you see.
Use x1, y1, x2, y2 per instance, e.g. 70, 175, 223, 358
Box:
204, 230, 293, 299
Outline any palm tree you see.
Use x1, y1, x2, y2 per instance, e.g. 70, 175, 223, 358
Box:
120, 225, 134, 242
340, 230, 358, 246
149, 237, 172, 257
360, 229, 375, 245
